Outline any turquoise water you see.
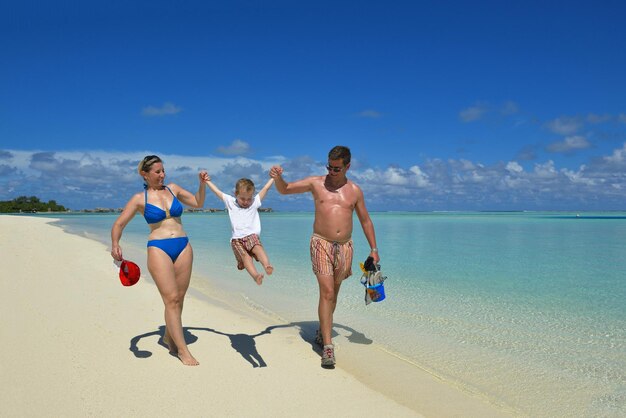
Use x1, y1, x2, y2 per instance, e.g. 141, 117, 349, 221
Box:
50, 211, 625, 417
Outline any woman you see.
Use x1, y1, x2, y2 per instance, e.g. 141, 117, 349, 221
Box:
111, 155, 208, 366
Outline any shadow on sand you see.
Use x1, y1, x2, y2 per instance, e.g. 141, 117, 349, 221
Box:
129, 321, 373, 368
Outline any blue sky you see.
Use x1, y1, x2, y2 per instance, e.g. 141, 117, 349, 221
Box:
1, 1, 626, 211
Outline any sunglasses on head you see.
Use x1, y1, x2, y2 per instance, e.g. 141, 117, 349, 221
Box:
326, 165, 344, 173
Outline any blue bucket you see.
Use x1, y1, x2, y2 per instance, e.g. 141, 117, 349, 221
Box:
366, 282, 386, 302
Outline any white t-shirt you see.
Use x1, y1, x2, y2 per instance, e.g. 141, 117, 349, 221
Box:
223, 193, 262, 239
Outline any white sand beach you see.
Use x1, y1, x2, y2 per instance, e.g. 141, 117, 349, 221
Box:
0, 215, 512, 417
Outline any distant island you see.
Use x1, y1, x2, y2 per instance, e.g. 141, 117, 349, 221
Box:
0, 196, 68, 213
0, 196, 273, 213
0, 195, 273, 214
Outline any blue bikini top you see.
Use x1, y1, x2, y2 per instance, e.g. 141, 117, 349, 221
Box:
143, 186, 183, 224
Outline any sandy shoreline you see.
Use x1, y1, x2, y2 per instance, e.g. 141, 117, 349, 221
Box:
0, 215, 512, 417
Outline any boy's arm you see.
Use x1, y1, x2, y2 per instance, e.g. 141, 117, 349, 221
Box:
204, 176, 225, 201
257, 178, 274, 201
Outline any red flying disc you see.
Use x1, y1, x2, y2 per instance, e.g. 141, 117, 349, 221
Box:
119, 260, 141, 286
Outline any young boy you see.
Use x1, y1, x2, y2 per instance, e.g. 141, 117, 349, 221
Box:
205, 175, 274, 285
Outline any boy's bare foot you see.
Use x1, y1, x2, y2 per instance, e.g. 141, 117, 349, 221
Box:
254, 273, 264, 285
162, 333, 178, 354
264, 264, 274, 275
177, 350, 199, 366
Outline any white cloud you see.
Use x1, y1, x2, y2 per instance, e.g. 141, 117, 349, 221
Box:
533, 160, 558, 178
383, 167, 409, 185
502, 175, 527, 188
141, 102, 182, 116
357, 110, 382, 119
0, 149, 282, 209
546, 135, 590, 153
587, 113, 611, 124
4, 142, 626, 211
460, 159, 477, 171
501, 101, 519, 115
0, 164, 14, 176
562, 166, 596, 186
545, 117, 582, 135
458, 101, 519, 123
356, 168, 378, 182
604, 143, 626, 164
216, 139, 251, 156
506, 161, 523, 174
459, 103, 488, 122
0, 150, 14, 160
469, 170, 485, 183
409, 165, 430, 187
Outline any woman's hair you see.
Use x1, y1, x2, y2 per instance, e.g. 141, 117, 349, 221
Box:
235, 178, 255, 195
137, 155, 163, 174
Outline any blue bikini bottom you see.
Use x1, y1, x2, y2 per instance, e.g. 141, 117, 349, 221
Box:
147, 237, 189, 262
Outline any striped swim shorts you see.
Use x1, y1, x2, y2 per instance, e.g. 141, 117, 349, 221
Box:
310, 234, 353, 279
231, 234, 261, 270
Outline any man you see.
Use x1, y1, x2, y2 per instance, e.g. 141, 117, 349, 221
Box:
270, 145, 380, 368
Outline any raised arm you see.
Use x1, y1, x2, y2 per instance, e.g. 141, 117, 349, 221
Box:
172, 171, 208, 209
354, 185, 380, 263
204, 174, 225, 201
269, 165, 313, 195
257, 178, 274, 201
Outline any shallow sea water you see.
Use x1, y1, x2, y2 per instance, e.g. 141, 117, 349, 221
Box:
51, 211, 626, 417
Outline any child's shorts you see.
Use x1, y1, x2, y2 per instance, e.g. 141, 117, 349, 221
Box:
310, 233, 353, 279
231, 234, 262, 270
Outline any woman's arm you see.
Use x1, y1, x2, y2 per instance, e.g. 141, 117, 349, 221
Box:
173, 171, 208, 208
110, 193, 141, 261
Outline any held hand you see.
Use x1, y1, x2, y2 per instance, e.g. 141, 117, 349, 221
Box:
269, 165, 283, 178
201, 172, 213, 183
370, 250, 380, 264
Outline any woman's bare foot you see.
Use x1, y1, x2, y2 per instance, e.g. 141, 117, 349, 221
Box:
177, 350, 199, 366
264, 265, 274, 275
254, 273, 264, 285
162, 333, 178, 354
